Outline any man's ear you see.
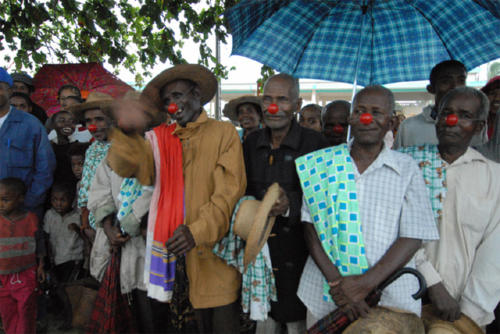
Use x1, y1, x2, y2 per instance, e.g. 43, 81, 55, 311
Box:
475, 120, 486, 134
296, 97, 303, 113
426, 84, 435, 95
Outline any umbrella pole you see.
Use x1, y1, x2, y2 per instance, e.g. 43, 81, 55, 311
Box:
215, 33, 222, 120
346, 2, 369, 142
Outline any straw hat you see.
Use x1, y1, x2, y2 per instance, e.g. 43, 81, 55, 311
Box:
223, 95, 262, 122
422, 304, 483, 334
68, 91, 114, 122
142, 64, 217, 110
234, 183, 280, 269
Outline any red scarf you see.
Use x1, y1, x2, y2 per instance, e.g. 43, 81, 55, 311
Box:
153, 123, 185, 243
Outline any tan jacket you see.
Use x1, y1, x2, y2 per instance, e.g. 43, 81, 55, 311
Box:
155, 111, 246, 308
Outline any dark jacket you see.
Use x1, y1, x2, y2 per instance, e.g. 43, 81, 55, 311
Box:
243, 119, 328, 322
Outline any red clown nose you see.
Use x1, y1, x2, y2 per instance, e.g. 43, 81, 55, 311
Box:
360, 113, 373, 125
333, 124, 344, 134
268, 104, 279, 114
87, 124, 98, 133
167, 103, 179, 114
446, 114, 459, 126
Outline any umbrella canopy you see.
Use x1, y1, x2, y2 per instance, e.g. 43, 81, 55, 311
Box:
31, 62, 132, 111
226, 0, 500, 86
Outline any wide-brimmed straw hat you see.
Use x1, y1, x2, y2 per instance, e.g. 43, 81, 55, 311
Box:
142, 64, 217, 110
234, 183, 280, 269
68, 91, 114, 122
223, 95, 262, 122
422, 304, 483, 334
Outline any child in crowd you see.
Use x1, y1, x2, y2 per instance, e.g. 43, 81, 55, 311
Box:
67, 142, 92, 270
0, 178, 46, 334
44, 182, 83, 330
51, 110, 78, 185
67, 142, 90, 206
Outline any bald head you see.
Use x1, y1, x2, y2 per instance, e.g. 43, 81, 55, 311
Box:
353, 85, 395, 116
264, 73, 300, 103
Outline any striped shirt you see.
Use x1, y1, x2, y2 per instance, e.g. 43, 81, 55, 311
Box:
0, 212, 38, 274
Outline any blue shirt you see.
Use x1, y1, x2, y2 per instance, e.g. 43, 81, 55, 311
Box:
0, 107, 56, 210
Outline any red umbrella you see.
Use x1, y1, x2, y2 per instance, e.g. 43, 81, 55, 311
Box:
31, 62, 132, 111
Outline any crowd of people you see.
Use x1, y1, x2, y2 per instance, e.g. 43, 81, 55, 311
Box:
0, 59, 499, 334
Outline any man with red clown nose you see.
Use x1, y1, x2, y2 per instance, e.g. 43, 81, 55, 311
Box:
295, 85, 438, 333
400, 87, 500, 333
108, 64, 247, 333
243, 73, 328, 333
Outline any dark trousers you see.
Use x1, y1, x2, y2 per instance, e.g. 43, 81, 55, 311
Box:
131, 289, 155, 334
194, 301, 239, 334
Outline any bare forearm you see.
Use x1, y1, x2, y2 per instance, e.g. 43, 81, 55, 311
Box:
364, 237, 421, 289
304, 223, 342, 282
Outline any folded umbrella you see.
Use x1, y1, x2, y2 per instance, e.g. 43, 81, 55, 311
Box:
307, 267, 426, 334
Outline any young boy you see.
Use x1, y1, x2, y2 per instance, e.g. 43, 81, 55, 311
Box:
51, 110, 78, 185
0, 177, 45, 334
44, 182, 83, 329
67, 142, 90, 206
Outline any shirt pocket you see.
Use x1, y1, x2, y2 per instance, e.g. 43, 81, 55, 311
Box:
7, 140, 33, 168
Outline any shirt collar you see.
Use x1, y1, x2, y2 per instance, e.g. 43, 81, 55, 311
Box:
173, 110, 208, 137
449, 147, 488, 167
348, 139, 402, 175
256, 119, 302, 150
423, 105, 437, 122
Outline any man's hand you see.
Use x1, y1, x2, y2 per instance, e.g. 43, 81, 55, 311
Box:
165, 225, 196, 256
83, 227, 96, 243
112, 98, 152, 134
37, 264, 46, 283
428, 282, 461, 322
269, 186, 289, 217
329, 275, 373, 321
103, 218, 130, 252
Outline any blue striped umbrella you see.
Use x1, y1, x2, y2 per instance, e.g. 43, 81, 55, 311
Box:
226, 0, 500, 86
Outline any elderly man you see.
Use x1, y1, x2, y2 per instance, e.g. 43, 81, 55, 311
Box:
111, 64, 246, 333
244, 73, 328, 333
399, 87, 500, 332
0, 68, 55, 220
321, 100, 350, 146
295, 85, 438, 333
394, 60, 486, 149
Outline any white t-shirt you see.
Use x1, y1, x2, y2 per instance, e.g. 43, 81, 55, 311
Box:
0, 109, 11, 130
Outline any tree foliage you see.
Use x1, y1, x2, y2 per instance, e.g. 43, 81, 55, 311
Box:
0, 0, 239, 85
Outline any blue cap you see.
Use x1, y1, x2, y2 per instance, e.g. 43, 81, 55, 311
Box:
0, 67, 13, 87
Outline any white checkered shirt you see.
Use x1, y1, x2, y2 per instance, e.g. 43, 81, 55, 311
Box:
297, 144, 439, 320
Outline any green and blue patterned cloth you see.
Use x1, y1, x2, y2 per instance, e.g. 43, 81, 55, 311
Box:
213, 196, 277, 321
398, 144, 447, 223
78, 141, 110, 229
296, 144, 369, 302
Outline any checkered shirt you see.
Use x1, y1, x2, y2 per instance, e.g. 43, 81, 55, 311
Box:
297, 144, 439, 320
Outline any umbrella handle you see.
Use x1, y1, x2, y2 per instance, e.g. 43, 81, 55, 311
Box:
373, 267, 427, 300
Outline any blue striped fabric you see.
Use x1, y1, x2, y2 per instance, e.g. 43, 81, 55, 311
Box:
225, 0, 500, 85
